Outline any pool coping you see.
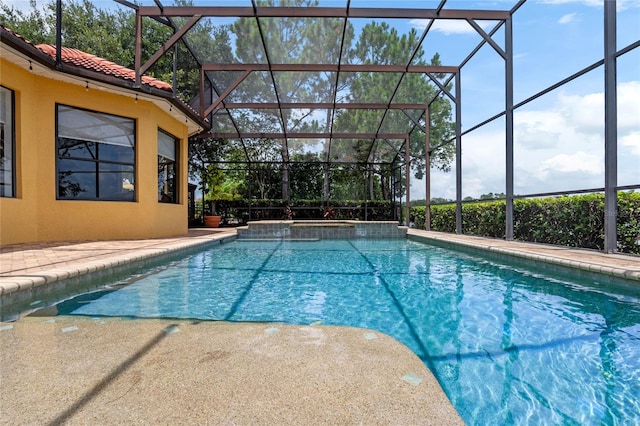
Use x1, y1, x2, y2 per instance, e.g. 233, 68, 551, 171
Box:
408, 229, 640, 284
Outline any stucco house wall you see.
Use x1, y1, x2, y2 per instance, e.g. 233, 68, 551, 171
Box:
0, 33, 202, 245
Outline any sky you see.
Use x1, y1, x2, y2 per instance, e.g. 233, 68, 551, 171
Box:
4, 0, 639, 201
410, 0, 640, 200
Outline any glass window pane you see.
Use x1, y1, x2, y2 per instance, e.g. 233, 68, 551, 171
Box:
99, 143, 134, 164
56, 105, 136, 202
0, 86, 15, 198
158, 159, 176, 203
99, 164, 135, 201
58, 159, 97, 199
158, 130, 178, 203
58, 104, 135, 147
158, 131, 176, 161
57, 139, 96, 159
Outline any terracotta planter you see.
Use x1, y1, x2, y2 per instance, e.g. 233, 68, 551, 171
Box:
204, 215, 222, 228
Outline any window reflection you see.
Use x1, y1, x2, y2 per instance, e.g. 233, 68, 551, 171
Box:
56, 105, 135, 201
158, 129, 178, 204
0, 86, 15, 198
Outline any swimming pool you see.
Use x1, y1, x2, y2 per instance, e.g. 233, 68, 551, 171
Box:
31, 239, 640, 425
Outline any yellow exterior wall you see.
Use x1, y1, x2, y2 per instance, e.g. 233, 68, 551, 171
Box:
0, 58, 190, 245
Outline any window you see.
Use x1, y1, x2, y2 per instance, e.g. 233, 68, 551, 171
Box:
56, 105, 135, 201
0, 86, 15, 198
158, 129, 178, 203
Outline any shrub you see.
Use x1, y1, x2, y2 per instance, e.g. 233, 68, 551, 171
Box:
212, 199, 393, 221
413, 192, 640, 255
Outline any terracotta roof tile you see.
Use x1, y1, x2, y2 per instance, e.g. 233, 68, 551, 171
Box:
36, 44, 172, 92
2, 25, 31, 44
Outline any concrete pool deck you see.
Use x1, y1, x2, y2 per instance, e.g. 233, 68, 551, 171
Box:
1, 318, 460, 425
1, 227, 639, 424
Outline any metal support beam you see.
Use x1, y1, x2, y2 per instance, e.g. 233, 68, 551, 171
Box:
425, 107, 431, 231
199, 67, 205, 117
221, 102, 428, 110
505, 15, 514, 240
401, 110, 426, 132
201, 132, 407, 139
203, 70, 252, 117
455, 72, 463, 234
140, 14, 201, 75
172, 44, 177, 98
604, 0, 618, 253
466, 19, 506, 59
137, 6, 510, 21
426, 73, 456, 103
405, 135, 411, 228
55, 0, 61, 68
203, 63, 457, 73
327, 7, 350, 175
134, 10, 142, 86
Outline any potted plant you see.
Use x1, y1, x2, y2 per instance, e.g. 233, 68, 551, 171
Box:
189, 140, 242, 228
202, 164, 224, 227
189, 138, 227, 228
204, 211, 221, 227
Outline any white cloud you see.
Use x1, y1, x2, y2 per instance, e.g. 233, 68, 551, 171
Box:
515, 110, 565, 150
622, 132, 640, 156
557, 91, 604, 132
411, 19, 494, 35
555, 80, 640, 133
618, 81, 640, 130
424, 80, 640, 200
558, 12, 579, 24
539, 151, 602, 175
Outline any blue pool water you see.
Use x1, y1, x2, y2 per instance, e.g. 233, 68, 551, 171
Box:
39, 239, 640, 425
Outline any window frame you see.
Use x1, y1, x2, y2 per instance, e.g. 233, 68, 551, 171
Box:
55, 103, 136, 202
157, 128, 179, 204
0, 85, 16, 198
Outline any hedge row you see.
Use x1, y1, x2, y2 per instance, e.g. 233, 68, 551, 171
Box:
211, 199, 393, 221
412, 192, 640, 254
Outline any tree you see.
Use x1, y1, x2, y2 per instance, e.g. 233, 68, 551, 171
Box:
289, 152, 323, 200
189, 137, 228, 200
240, 138, 282, 200
334, 22, 455, 200
431, 197, 453, 204
231, 0, 353, 201
1, 0, 51, 44
164, 0, 235, 101
480, 192, 506, 200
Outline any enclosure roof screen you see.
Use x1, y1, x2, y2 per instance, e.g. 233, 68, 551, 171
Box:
116, 0, 524, 165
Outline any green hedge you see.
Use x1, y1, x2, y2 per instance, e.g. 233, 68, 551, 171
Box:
212, 199, 393, 221
412, 192, 640, 254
